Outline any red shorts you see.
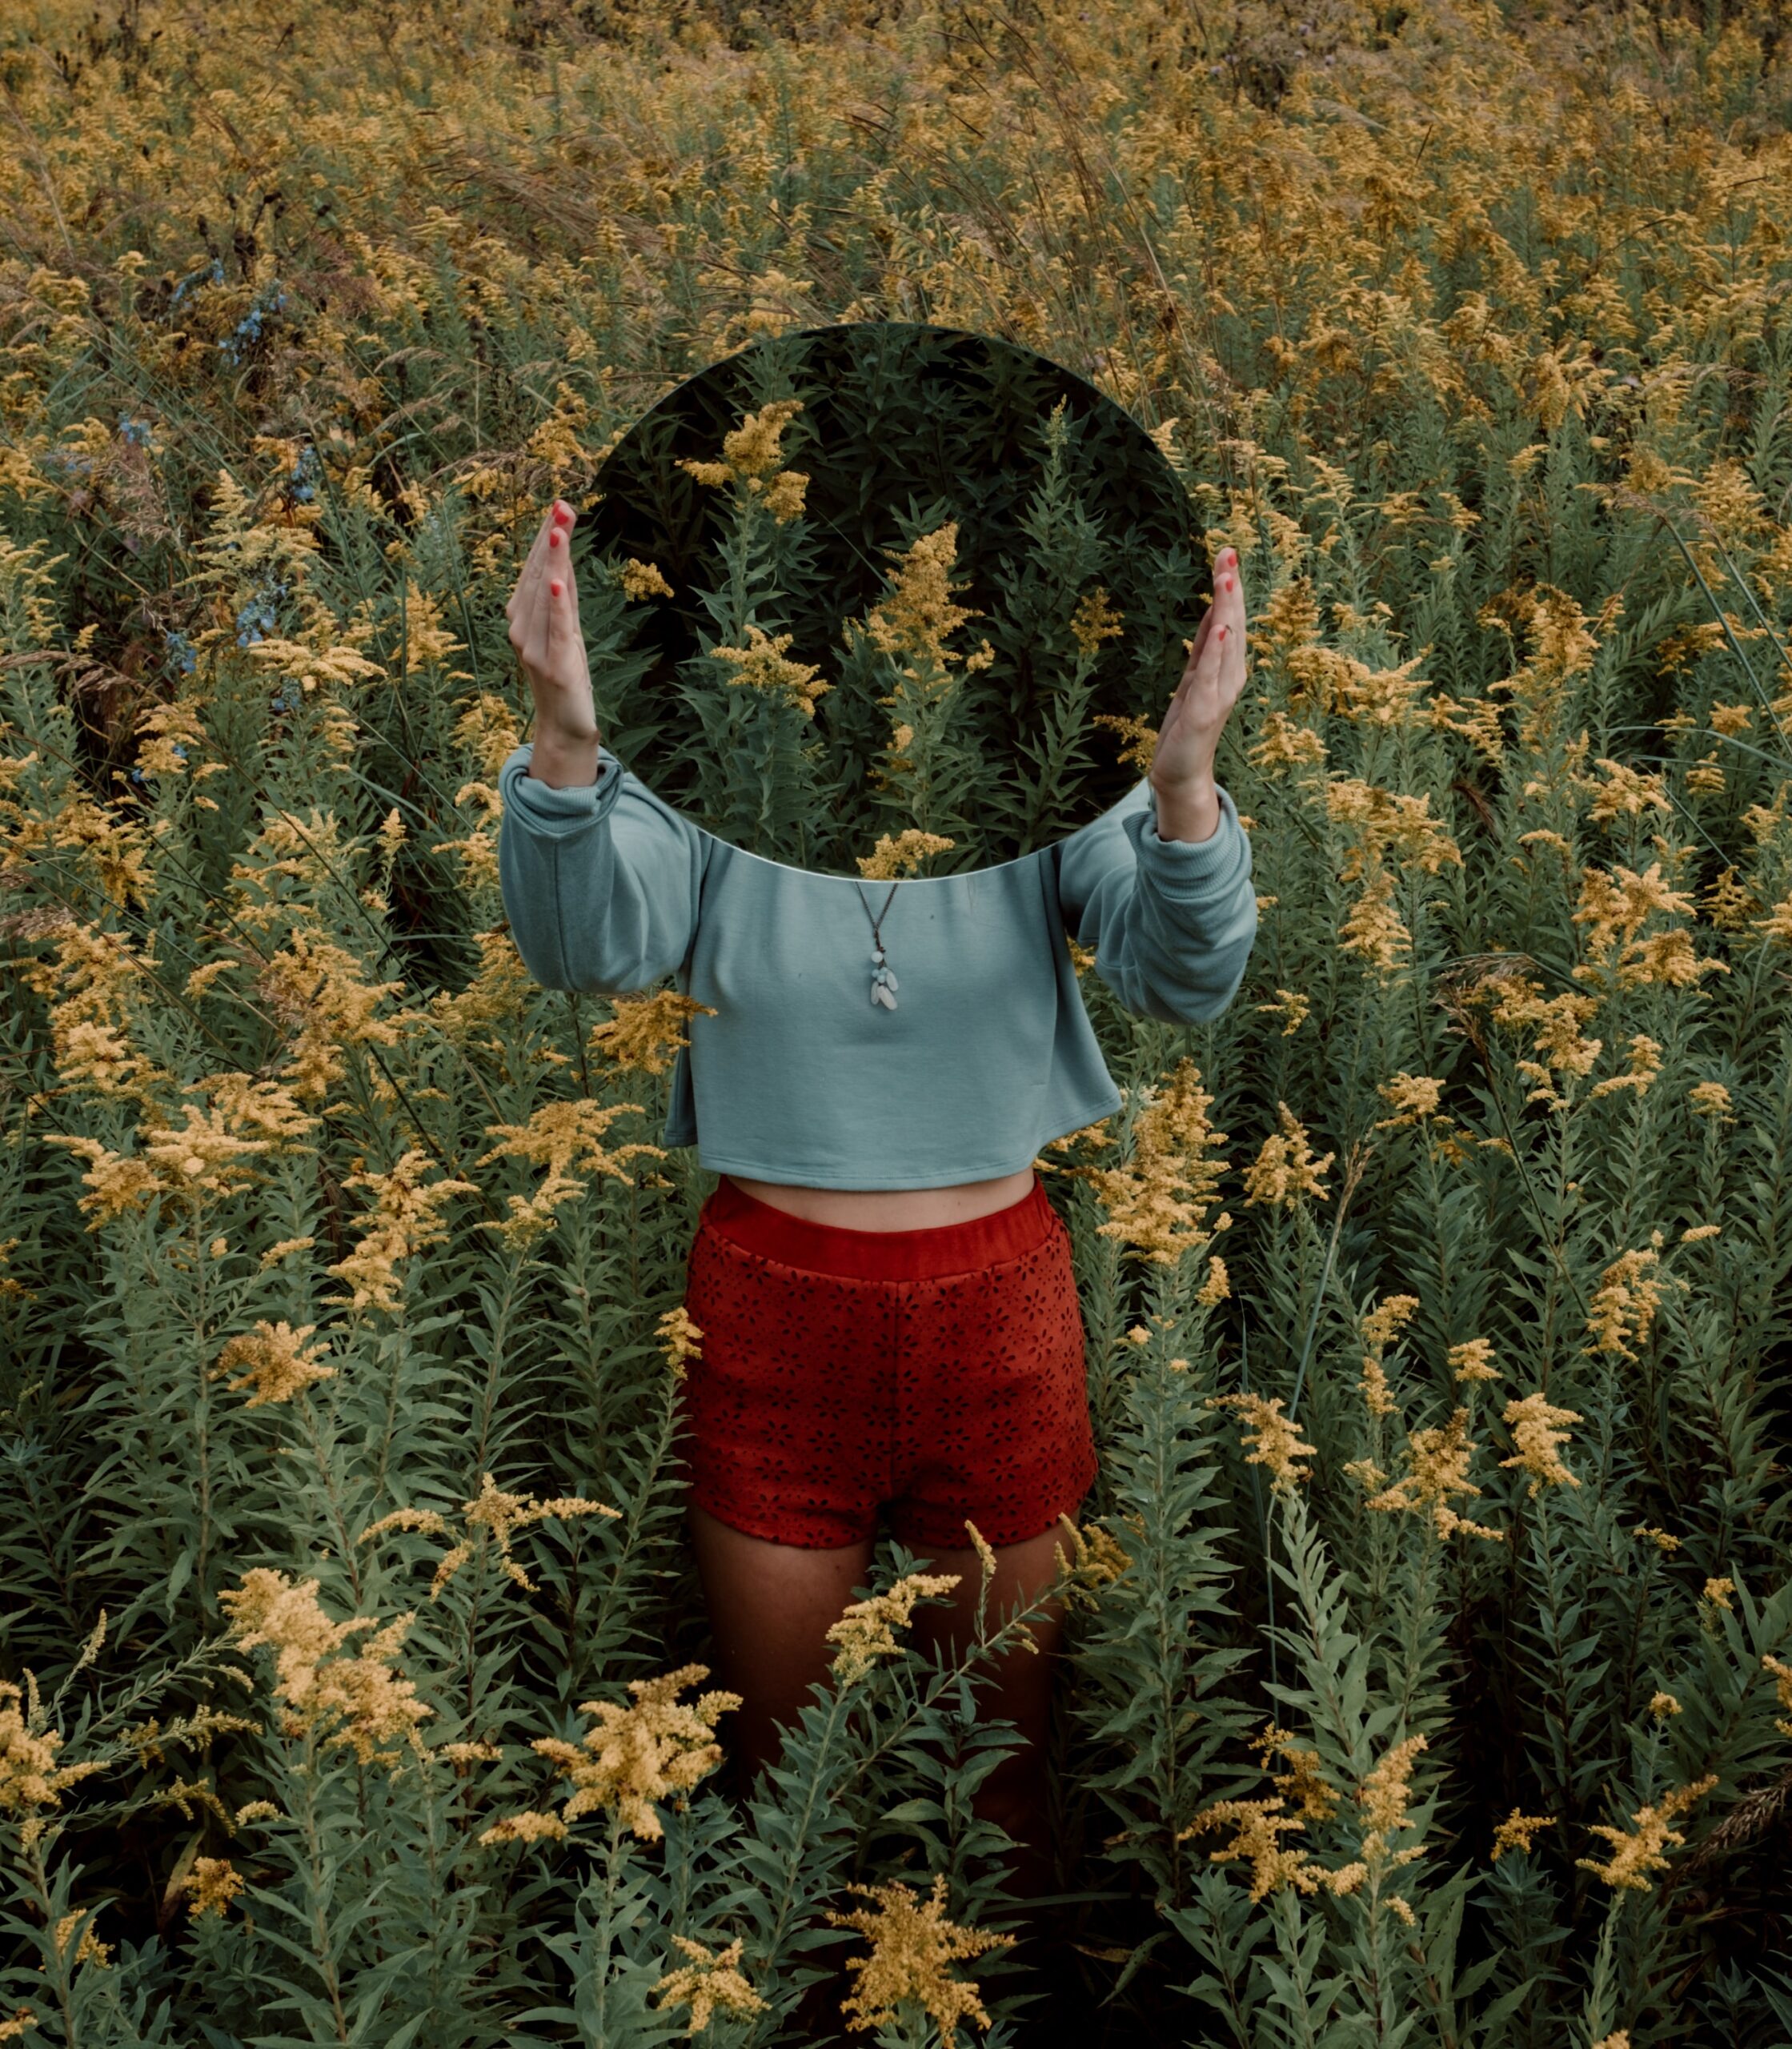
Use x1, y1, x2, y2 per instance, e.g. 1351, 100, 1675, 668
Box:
676, 1173, 1098, 1551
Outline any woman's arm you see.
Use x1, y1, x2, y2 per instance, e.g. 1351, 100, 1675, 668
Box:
1056, 786, 1257, 1024
1056, 543, 1258, 1022
498, 745, 704, 994
499, 499, 703, 993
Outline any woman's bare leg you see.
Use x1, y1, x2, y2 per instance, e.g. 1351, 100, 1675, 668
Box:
904, 1521, 1076, 1901
685, 1503, 1074, 1897
684, 1502, 876, 1794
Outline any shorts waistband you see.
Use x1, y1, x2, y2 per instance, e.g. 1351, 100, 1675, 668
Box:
700, 1173, 1058, 1280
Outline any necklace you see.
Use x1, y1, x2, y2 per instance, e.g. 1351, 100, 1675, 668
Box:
853, 880, 900, 1010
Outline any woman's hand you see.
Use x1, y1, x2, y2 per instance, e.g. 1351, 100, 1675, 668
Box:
507, 498, 600, 788
1149, 544, 1249, 843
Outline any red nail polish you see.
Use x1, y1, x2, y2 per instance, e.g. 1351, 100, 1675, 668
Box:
1224, 575, 1235, 591
1217, 625, 1228, 640
551, 579, 563, 597
549, 531, 561, 548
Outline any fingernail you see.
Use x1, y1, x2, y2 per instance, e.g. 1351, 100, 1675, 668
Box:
549, 530, 562, 548
551, 579, 563, 597
1224, 575, 1235, 591
1217, 624, 1228, 640
555, 500, 572, 521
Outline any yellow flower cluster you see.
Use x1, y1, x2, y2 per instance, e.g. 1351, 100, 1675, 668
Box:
1574, 1774, 1718, 1891
651, 1935, 768, 2033
1499, 1393, 1584, 1497
825, 1572, 963, 1686
707, 623, 831, 720
220, 1570, 431, 1766
479, 1100, 665, 1245
483, 1665, 741, 1845
1209, 1393, 1317, 1495
857, 830, 956, 880
1241, 1102, 1333, 1210
324, 1149, 480, 1312
1366, 1409, 1504, 1544
864, 523, 995, 685
824, 1872, 1013, 2049
215, 1321, 335, 1408
1083, 1059, 1232, 1264
1583, 1234, 1670, 1361
677, 399, 809, 524
588, 990, 718, 1077
360, 1474, 617, 1598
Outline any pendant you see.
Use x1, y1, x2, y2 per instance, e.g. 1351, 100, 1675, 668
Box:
870, 946, 899, 1009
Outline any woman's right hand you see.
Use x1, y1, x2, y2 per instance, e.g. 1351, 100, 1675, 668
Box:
507, 498, 601, 788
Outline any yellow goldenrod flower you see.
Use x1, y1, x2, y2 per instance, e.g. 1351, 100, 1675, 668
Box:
0, 1682, 104, 1821
1254, 988, 1312, 1037
1084, 1059, 1231, 1264
1091, 712, 1159, 774
1209, 1393, 1317, 1495
219, 1570, 431, 1765
1762, 1654, 1792, 1737
707, 623, 829, 720
1702, 1576, 1735, 1612
1373, 1073, 1446, 1129
523, 1664, 742, 1842
1574, 1774, 1717, 1891
1499, 1393, 1584, 1496
1247, 711, 1328, 776
826, 1574, 962, 1686
325, 1149, 481, 1313
651, 1935, 768, 2033
1368, 1409, 1504, 1543
1181, 1796, 1333, 1901
617, 558, 674, 601
477, 1810, 568, 1846
658, 1306, 704, 1378
824, 1872, 1014, 2049
1068, 586, 1124, 656
178, 1859, 245, 1921
1649, 1691, 1681, 1718
589, 991, 718, 1077
49, 1912, 110, 1971
1583, 1235, 1668, 1361
1449, 1339, 1501, 1384
215, 1321, 335, 1408
857, 829, 956, 880
1242, 1101, 1333, 1209
1689, 1081, 1733, 1120
1250, 1724, 1339, 1825
1489, 1809, 1553, 1860
1197, 1256, 1231, 1307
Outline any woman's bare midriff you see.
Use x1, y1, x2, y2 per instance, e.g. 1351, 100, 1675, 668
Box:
727, 1168, 1037, 1232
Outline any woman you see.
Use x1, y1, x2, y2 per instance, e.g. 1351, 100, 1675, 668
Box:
498, 493, 1256, 1899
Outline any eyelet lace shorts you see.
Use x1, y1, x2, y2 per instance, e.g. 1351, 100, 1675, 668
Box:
676, 1173, 1098, 1551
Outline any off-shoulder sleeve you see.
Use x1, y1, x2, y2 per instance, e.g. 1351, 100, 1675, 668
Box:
497, 743, 706, 995
1055, 782, 1258, 1025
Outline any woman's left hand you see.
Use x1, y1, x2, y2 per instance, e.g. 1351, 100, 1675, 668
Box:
1149, 545, 1249, 843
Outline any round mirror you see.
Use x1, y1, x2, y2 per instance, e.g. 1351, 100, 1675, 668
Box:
575, 320, 1204, 876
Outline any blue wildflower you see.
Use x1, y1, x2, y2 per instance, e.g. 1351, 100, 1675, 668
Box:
169, 258, 225, 311
288, 443, 320, 504
118, 417, 152, 448
163, 630, 197, 676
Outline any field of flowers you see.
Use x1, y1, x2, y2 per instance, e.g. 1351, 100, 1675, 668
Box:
4, 0, 1792, 2042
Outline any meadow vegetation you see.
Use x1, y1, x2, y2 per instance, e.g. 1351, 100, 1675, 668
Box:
2, 0, 1792, 2041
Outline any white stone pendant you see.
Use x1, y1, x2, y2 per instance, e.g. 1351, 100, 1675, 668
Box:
870, 948, 899, 1009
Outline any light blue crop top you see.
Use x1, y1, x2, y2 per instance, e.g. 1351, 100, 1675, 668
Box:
495, 744, 1259, 1189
